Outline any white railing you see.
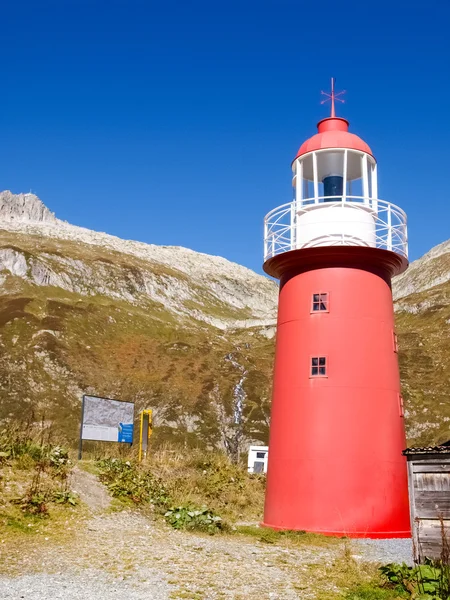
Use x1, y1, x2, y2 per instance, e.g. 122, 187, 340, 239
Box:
264, 196, 408, 262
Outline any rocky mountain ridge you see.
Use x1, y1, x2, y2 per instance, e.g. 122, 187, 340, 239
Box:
0, 191, 449, 448
0, 191, 278, 330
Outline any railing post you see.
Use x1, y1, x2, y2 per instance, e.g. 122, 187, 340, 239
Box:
387, 204, 392, 251
404, 223, 408, 257
264, 220, 268, 260
290, 202, 296, 250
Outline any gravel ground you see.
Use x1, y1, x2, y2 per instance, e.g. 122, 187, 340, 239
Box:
353, 538, 413, 565
0, 470, 414, 599
0, 570, 171, 600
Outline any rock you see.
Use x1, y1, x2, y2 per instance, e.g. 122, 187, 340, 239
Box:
0, 191, 57, 224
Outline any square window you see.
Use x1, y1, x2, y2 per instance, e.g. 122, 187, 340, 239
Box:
311, 292, 329, 313
311, 356, 327, 377
256, 452, 266, 459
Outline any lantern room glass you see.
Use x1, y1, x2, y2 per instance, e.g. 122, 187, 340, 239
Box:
292, 149, 378, 208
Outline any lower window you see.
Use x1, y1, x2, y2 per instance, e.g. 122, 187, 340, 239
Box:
311, 356, 327, 377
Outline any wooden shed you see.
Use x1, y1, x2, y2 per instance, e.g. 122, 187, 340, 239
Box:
403, 442, 450, 562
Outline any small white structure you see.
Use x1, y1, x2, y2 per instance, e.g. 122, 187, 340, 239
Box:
248, 445, 269, 474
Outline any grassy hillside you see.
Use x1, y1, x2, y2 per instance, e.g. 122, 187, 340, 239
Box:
0, 272, 274, 453
1, 227, 449, 450
396, 280, 450, 445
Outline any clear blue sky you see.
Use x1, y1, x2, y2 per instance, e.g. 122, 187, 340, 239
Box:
1, 0, 449, 272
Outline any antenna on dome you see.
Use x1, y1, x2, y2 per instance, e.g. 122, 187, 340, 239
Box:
321, 77, 346, 118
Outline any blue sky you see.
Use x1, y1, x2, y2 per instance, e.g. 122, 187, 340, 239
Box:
0, 0, 449, 272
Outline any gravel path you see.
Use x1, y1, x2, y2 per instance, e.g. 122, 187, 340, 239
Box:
0, 570, 170, 600
0, 469, 414, 599
353, 538, 413, 565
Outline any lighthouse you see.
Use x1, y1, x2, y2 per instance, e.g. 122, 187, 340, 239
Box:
262, 80, 411, 538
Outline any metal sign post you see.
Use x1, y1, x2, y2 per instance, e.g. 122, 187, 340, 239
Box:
139, 410, 153, 462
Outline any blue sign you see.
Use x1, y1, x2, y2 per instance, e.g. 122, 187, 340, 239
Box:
118, 423, 134, 443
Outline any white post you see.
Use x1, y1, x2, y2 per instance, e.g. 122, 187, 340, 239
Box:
372, 163, 378, 212
290, 201, 296, 249
342, 149, 348, 203
313, 152, 319, 203
387, 204, 392, 251
362, 154, 369, 203
296, 159, 303, 205
264, 220, 268, 260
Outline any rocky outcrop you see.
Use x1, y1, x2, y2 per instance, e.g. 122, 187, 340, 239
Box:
393, 239, 450, 300
0, 192, 278, 330
0, 191, 57, 224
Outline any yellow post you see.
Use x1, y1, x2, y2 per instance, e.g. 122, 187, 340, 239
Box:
139, 409, 153, 462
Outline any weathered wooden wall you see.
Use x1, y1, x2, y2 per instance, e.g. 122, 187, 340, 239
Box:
407, 454, 450, 562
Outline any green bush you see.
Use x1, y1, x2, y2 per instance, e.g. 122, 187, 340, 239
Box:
164, 506, 223, 534
97, 457, 171, 507
380, 559, 450, 599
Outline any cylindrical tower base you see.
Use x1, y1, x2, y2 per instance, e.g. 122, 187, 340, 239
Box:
262, 247, 411, 538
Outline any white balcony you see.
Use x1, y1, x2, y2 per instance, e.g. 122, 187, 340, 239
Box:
263, 196, 408, 262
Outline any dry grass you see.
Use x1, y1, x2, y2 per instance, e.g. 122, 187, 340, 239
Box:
146, 444, 266, 522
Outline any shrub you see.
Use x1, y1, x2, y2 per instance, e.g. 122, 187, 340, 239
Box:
164, 506, 223, 534
1, 423, 77, 516
380, 559, 450, 599
96, 457, 171, 507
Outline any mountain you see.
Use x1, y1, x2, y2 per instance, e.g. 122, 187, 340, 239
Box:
0, 191, 449, 449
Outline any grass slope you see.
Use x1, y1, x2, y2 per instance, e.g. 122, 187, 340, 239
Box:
1, 230, 449, 448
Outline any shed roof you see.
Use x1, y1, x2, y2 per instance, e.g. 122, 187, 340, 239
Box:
403, 440, 450, 456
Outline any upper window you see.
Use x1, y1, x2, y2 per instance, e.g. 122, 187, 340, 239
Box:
311, 293, 329, 313
311, 356, 327, 377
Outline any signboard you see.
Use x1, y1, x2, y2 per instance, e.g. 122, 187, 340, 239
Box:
80, 395, 135, 444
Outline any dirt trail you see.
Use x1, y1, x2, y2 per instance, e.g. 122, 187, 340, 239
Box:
70, 466, 111, 513
0, 469, 411, 599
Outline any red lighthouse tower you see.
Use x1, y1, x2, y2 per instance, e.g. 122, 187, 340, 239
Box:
262, 81, 411, 538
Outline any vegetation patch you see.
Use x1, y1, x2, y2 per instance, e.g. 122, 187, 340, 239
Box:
164, 506, 224, 535
0, 423, 80, 553
379, 558, 450, 599
96, 456, 226, 534
235, 524, 342, 548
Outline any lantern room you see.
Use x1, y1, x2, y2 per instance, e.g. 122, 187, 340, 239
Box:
263, 80, 408, 269
291, 116, 379, 249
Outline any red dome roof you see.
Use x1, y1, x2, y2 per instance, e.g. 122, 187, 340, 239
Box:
294, 117, 373, 161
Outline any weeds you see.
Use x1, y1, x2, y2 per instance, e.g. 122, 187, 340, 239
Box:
164, 506, 223, 534
379, 516, 450, 600
96, 456, 226, 534
0, 422, 78, 517
148, 445, 266, 522
380, 558, 450, 599
235, 524, 342, 548
96, 457, 170, 507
